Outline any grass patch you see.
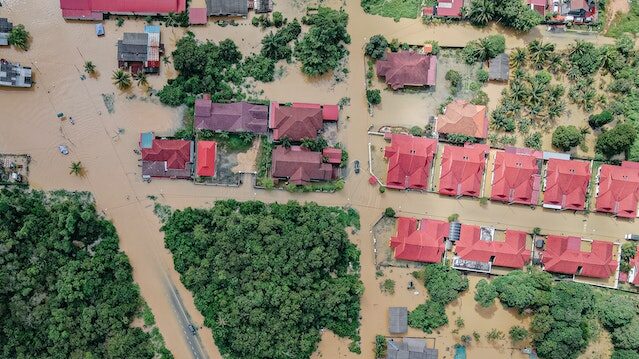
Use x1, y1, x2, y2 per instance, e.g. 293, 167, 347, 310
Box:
361, 0, 423, 19
198, 130, 255, 152
607, 0, 639, 37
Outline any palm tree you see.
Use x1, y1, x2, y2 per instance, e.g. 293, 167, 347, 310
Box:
569, 40, 590, 58
261, 32, 286, 60
84, 61, 96, 75
280, 137, 292, 149
509, 48, 527, 69
528, 40, 555, 69
134, 71, 148, 87
8, 24, 30, 51
165, 12, 178, 27
69, 161, 84, 176
162, 56, 171, 65
112, 69, 132, 90
466, 0, 495, 26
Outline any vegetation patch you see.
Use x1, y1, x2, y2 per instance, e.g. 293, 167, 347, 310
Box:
161, 200, 363, 359
361, 0, 423, 20
607, 0, 639, 38
198, 130, 255, 152
0, 189, 171, 358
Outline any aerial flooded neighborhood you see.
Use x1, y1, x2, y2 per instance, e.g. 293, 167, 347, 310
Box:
2, 0, 639, 358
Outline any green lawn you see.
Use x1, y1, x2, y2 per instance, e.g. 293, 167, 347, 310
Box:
361, 0, 423, 20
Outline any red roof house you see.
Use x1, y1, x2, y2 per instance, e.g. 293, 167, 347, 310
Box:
543, 158, 591, 211
595, 162, 639, 218
196, 141, 216, 177
384, 133, 438, 190
439, 144, 490, 198
390, 217, 447, 263
60, 0, 187, 20
269, 102, 337, 141
542, 235, 617, 278
194, 99, 269, 134
271, 146, 336, 184
491, 149, 542, 205
455, 226, 531, 269
437, 100, 488, 139
322, 147, 342, 165
376, 52, 437, 90
140, 135, 193, 179
435, 0, 463, 18
528, 0, 547, 15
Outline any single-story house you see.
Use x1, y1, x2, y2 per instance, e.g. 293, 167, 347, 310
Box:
0, 60, 32, 88
0, 18, 13, 46
269, 102, 338, 141
390, 217, 448, 263
387, 338, 439, 359
438, 144, 490, 198
455, 226, 531, 269
117, 26, 163, 74
384, 133, 438, 190
388, 307, 408, 334
194, 98, 269, 134
541, 235, 617, 278
206, 0, 248, 16
437, 100, 488, 139
139, 132, 193, 179
271, 145, 337, 184
543, 158, 591, 211
490, 147, 542, 205
60, 0, 186, 20
595, 161, 639, 218
488, 53, 510, 82
196, 141, 217, 177
528, 0, 548, 15
376, 51, 437, 90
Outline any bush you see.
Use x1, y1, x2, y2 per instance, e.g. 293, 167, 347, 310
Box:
448, 213, 459, 222
445, 70, 462, 95
409, 126, 423, 137
471, 90, 489, 105
524, 132, 542, 150
408, 300, 448, 333
596, 122, 637, 158
474, 279, 498, 308
8, 24, 30, 51
589, 111, 614, 129
244, 55, 276, 82
365, 35, 389, 60
487, 329, 505, 342
477, 69, 489, 83
380, 279, 395, 294
446, 133, 477, 145
272, 11, 284, 27
384, 207, 396, 217
509, 326, 528, 342
367, 89, 382, 105
552, 125, 584, 151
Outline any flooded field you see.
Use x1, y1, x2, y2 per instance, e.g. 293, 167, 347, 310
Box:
0, 0, 635, 358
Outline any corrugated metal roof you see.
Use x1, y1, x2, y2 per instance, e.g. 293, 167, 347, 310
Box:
206, 0, 248, 16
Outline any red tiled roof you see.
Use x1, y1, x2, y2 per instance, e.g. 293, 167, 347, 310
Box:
384, 134, 437, 190
322, 105, 339, 121
542, 235, 617, 278
437, 100, 488, 139
543, 159, 591, 211
595, 163, 639, 218
140, 137, 192, 178
455, 226, 531, 269
271, 146, 335, 184
322, 147, 342, 164
60, 0, 186, 19
491, 151, 541, 205
269, 102, 324, 141
439, 144, 489, 198
436, 0, 463, 18
194, 100, 269, 134
570, 0, 589, 11
189, 7, 208, 25
376, 52, 437, 90
390, 217, 447, 263
196, 141, 216, 177
422, 6, 434, 16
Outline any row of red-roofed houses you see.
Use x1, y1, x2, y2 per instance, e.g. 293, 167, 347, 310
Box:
138, 97, 342, 184
390, 215, 623, 286
379, 132, 639, 219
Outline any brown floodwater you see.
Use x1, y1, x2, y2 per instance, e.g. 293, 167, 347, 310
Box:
0, 0, 632, 358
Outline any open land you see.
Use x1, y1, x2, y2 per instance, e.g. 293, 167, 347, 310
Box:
0, 0, 637, 358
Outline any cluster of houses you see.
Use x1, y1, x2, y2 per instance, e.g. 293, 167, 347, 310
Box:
380, 132, 639, 219
139, 98, 342, 185
0, 18, 32, 89
421, 0, 597, 25
59, 0, 273, 25
390, 215, 623, 283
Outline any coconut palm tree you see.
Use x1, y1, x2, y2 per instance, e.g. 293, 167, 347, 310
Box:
509, 48, 527, 69
69, 161, 84, 176
84, 61, 96, 75
466, 0, 495, 26
112, 69, 132, 90
134, 71, 148, 87
528, 40, 555, 69
165, 12, 178, 27
162, 56, 171, 65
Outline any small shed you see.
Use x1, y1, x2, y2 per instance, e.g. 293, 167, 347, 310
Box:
388, 307, 408, 334
488, 53, 510, 82
95, 23, 105, 36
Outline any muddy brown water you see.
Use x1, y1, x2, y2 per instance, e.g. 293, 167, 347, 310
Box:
0, 0, 629, 358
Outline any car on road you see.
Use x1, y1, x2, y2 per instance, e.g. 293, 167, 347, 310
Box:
58, 145, 69, 155
625, 234, 639, 241
354, 160, 360, 174
188, 324, 197, 334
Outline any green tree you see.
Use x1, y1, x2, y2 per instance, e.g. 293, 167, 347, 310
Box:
69, 161, 84, 176
384, 207, 396, 217
552, 125, 584, 151
509, 326, 528, 342
365, 35, 389, 60
272, 11, 284, 27
461, 35, 505, 64
445, 69, 462, 95
612, 349, 639, 359
527, 40, 555, 69
598, 295, 637, 330
474, 279, 497, 308
596, 123, 637, 158
420, 264, 468, 305
493, 270, 552, 311
409, 126, 423, 137
8, 24, 30, 50
612, 321, 639, 350
84, 61, 96, 75
134, 71, 149, 87
367, 89, 382, 105
408, 300, 448, 333
112, 69, 132, 90
588, 111, 614, 129
466, 0, 495, 26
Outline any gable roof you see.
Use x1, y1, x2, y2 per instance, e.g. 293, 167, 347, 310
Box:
543, 158, 591, 210
384, 133, 438, 190
435, 0, 463, 17
206, 0, 248, 15
491, 150, 541, 205
322, 147, 342, 165
117, 33, 149, 62
269, 102, 325, 141
60, 0, 186, 19
595, 162, 639, 218
542, 235, 617, 278
271, 146, 335, 184
455, 226, 531, 268
196, 141, 216, 177
439, 144, 489, 198
194, 100, 269, 134
140, 136, 192, 178
390, 217, 447, 263
437, 100, 488, 139
488, 53, 510, 81
376, 51, 437, 90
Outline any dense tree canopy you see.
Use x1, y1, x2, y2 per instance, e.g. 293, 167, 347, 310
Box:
492, 270, 552, 311
596, 122, 638, 158
365, 35, 388, 60
161, 200, 363, 359
552, 125, 585, 152
295, 7, 351, 76
474, 278, 497, 308
461, 35, 506, 64
0, 189, 167, 359
465, 0, 542, 31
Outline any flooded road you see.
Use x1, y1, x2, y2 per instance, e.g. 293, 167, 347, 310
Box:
0, 0, 629, 358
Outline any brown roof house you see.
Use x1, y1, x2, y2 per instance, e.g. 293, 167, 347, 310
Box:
271, 145, 337, 184
437, 100, 488, 139
269, 102, 338, 141
376, 51, 437, 90
194, 98, 269, 134
139, 132, 194, 179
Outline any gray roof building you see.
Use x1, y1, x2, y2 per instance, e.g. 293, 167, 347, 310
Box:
206, 0, 248, 16
387, 338, 438, 359
0, 61, 32, 88
253, 0, 273, 13
118, 33, 149, 63
488, 53, 509, 82
0, 18, 13, 46
388, 307, 408, 334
